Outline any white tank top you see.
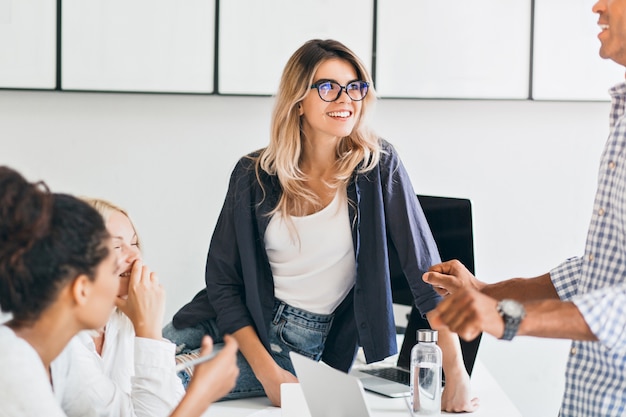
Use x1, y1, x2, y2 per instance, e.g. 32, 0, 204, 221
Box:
265, 192, 356, 315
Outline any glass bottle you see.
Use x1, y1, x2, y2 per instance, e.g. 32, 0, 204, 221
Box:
410, 329, 442, 415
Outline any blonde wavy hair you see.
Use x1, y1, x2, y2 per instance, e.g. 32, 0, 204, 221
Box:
256, 39, 381, 218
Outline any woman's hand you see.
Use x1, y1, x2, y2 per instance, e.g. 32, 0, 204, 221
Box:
115, 260, 165, 339
426, 314, 480, 413
256, 363, 298, 407
231, 325, 298, 407
171, 335, 239, 417
187, 335, 240, 403
441, 367, 480, 413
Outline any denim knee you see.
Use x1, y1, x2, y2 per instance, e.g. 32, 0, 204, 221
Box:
163, 321, 206, 354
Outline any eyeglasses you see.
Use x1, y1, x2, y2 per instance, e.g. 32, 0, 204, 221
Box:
310, 80, 369, 102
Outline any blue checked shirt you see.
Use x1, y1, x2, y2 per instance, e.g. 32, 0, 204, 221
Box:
551, 82, 626, 417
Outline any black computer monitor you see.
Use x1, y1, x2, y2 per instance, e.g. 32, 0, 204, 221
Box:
390, 194, 481, 377
390, 195, 475, 306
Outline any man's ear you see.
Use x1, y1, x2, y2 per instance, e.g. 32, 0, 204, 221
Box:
70, 274, 92, 307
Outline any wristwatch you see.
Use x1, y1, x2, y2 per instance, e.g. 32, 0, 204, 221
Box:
496, 299, 526, 341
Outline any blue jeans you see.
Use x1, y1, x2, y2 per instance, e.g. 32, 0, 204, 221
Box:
163, 300, 335, 400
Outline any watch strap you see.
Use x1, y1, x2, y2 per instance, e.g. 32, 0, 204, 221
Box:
497, 299, 525, 341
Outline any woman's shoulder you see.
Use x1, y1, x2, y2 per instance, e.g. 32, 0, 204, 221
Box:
0, 326, 65, 416
377, 138, 397, 155
231, 148, 278, 186
231, 149, 265, 175
0, 325, 22, 354
0, 325, 45, 371
375, 138, 402, 168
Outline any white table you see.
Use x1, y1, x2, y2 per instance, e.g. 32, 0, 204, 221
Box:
203, 359, 522, 417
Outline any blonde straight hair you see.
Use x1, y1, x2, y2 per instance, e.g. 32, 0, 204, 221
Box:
80, 197, 142, 251
256, 39, 381, 219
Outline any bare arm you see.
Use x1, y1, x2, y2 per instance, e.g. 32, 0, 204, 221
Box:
519, 299, 596, 340
170, 335, 239, 417
482, 273, 560, 303
429, 288, 597, 342
231, 326, 297, 406
423, 260, 559, 302
425, 312, 479, 413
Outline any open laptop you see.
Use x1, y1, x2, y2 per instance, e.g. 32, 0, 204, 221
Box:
351, 306, 481, 397
290, 351, 375, 417
352, 195, 482, 398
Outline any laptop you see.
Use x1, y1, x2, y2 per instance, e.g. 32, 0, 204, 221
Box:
290, 351, 374, 417
351, 306, 481, 397
352, 195, 481, 398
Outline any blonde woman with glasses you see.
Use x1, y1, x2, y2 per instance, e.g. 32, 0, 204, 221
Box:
165, 39, 478, 412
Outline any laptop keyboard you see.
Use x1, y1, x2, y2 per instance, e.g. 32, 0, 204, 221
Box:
360, 367, 410, 386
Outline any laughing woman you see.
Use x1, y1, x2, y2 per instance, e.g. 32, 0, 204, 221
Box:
0, 167, 238, 417
51, 197, 240, 417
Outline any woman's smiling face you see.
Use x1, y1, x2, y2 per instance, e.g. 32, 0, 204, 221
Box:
299, 58, 363, 144
106, 210, 140, 298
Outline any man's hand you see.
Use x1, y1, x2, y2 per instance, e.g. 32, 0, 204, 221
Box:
423, 260, 486, 296
429, 288, 504, 341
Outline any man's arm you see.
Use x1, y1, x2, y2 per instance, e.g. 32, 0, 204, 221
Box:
423, 260, 560, 302
483, 273, 560, 302
429, 288, 597, 342
519, 299, 596, 340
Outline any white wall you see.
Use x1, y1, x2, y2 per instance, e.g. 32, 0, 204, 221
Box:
0, 89, 613, 416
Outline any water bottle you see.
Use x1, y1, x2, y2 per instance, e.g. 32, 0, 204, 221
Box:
410, 329, 442, 415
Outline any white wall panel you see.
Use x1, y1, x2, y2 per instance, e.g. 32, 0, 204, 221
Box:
218, 0, 373, 95
0, 0, 56, 89
376, 0, 531, 99
533, 0, 624, 101
62, 0, 215, 93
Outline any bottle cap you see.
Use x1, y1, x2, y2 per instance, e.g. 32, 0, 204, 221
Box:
417, 329, 438, 343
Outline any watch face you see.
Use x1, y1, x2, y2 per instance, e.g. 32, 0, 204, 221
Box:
501, 300, 524, 317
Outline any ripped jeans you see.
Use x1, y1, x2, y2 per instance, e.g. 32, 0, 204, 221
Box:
162, 299, 334, 400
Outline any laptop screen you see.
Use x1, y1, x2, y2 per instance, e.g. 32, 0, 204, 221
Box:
393, 195, 481, 377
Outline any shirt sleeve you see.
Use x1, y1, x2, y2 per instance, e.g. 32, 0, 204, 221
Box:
550, 256, 583, 301
205, 158, 257, 335
130, 337, 186, 417
53, 333, 184, 417
379, 140, 442, 315
571, 284, 626, 351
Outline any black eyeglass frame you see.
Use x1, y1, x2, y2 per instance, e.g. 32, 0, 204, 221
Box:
309, 80, 370, 102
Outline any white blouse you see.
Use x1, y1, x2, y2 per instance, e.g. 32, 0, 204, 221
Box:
0, 325, 67, 417
51, 311, 185, 417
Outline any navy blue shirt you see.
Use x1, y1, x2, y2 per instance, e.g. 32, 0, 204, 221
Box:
173, 139, 442, 371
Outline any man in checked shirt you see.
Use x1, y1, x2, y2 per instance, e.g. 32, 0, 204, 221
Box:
422, 1, 626, 416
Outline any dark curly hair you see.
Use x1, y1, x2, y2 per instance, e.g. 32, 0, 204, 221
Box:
0, 166, 110, 323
